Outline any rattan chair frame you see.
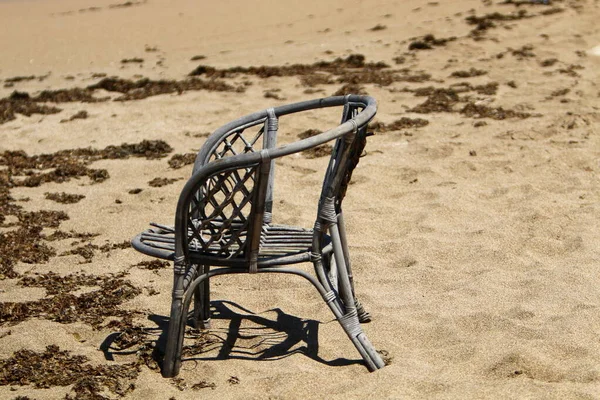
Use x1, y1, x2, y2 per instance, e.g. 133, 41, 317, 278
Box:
132, 95, 385, 377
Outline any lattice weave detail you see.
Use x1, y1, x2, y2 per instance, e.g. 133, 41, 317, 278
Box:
187, 165, 258, 258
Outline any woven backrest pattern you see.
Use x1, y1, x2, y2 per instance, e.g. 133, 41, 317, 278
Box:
208, 124, 265, 162
187, 164, 258, 258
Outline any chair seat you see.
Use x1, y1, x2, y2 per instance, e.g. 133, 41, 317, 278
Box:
132, 222, 329, 268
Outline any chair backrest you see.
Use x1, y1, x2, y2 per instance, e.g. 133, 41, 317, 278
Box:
174, 95, 376, 268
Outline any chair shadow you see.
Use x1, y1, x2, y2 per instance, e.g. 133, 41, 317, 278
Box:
100, 300, 360, 369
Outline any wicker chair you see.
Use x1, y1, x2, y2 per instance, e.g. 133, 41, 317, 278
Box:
132, 95, 385, 377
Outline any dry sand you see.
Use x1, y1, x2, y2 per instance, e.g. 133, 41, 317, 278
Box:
1, 0, 600, 398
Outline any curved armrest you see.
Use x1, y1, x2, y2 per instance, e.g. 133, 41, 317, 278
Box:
175, 95, 377, 266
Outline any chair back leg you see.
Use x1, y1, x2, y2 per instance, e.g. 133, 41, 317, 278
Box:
192, 264, 211, 329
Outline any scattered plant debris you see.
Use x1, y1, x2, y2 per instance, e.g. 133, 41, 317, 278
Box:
132, 260, 169, 270
0, 275, 140, 327
371, 117, 429, 133
148, 177, 180, 187
410, 88, 460, 113
60, 110, 88, 123
88, 77, 242, 101
450, 68, 487, 78
333, 83, 367, 96
121, 58, 144, 64
192, 381, 217, 390
297, 129, 321, 139
465, 10, 531, 39
460, 102, 532, 120
168, 153, 196, 169
408, 34, 456, 50
0, 91, 62, 125
0, 345, 139, 397
540, 58, 558, 67
44, 192, 85, 204
369, 24, 387, 31
301, 144, 332, 159
0, 140, 172, 188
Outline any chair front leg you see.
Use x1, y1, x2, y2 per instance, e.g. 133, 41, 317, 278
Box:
162, 272, 186, 377
337, 212, 371, 323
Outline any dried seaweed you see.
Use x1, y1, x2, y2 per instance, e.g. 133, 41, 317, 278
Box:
460, 102, 531, 120
540, 58, 558, 67
189, 54, 386, 79
0, 140, 172, 187
0, 276, 141, 328
466, 10, 532, 39
369, 24, 387, 31
371, 117, 429, 133
34, 89, 103, 103
191, 381, 216, 390
0, 227, 56, 279
5, 76, 37, 84
148, 177, 180, 187
297, 129, 321, 139
301, 145, 332, 159
409, 88, 460, 113
121, 58, 144, 64
60, 110, 88, 123
88, 77, 241, 101
168, 153, 196, 169
19, 271, 126, 296
0, 91, 62, 125
450, 68, 487, 78
408, 34, 456, 50
0, 345, 139, 398
44, 192, 85, 204
60, 241, 130, 263
44, 230, 99, 242
132, 260, 169, 270
333, 83, 367, 96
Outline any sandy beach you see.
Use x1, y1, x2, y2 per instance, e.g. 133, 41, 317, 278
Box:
1, 0, 600, 398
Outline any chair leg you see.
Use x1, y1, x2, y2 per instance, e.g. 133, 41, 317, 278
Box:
328, 223, 384, 370
192, 264, 211, 329
336, 212, 371, 323
320, 289, 385, 371
162, 298, 186, 378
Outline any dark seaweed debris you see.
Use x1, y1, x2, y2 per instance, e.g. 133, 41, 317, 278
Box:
0, 345, 139, 398
0, 227, 57, 279
121, 58, 144, 64
410, 88, 461, 113
60, 110, 88, 123
302, 145, 332, 159
168, 153, 196, 169
148, 177, 180, 187
0, 275, 141, 328
45, 192, 85, 204
408, 34, 456, 50
19, 271, 125, 296
450, 68, 487, 78
189, 54, 386, 79
371, 117, 429, 133
88, 77, 242, 101
0, 140, 172, 187
466, 10, 532, 39
60, 241, 130, 263
190, 54, 405, 88
132, 260, 169, 270
333, 83, 367, 96
460, 102, 531, 120
0, 91, 62, 125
